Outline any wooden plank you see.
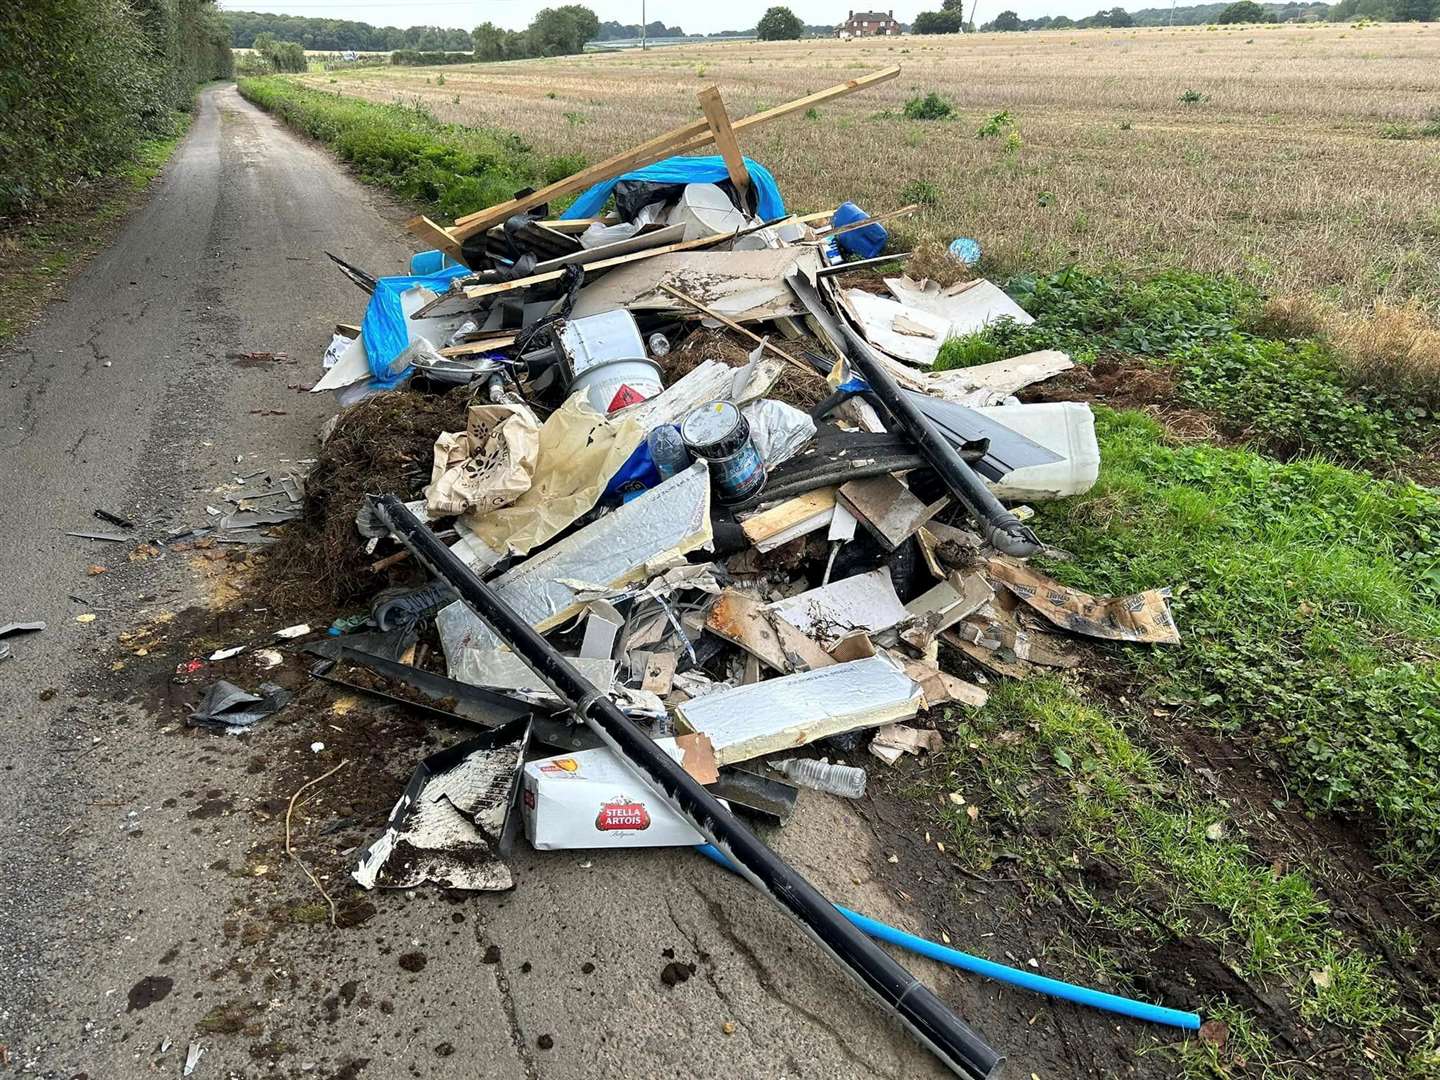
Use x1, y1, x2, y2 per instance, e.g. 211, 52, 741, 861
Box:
438, 334, 518, 358
740, 488, 837, 548
462, 230, 736, 301
838, 474, 949, 551
698, 86, 751, 205
408, 214, 466, 262
431, 67, 900, 247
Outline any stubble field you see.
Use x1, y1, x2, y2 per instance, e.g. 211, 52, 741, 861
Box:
302, 23, 1440, 311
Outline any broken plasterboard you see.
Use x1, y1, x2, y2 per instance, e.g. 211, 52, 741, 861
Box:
436, 463, 713, 665
837, 474, 948, 551
570, 247, 823, 323
352, 721, 529, 891
766, 567, 909, 650
899, 572, 992, 650
706, 590, 836, 674
675, 653, 922, 766
882, 276, 1035, 336
840, 288, 952, 367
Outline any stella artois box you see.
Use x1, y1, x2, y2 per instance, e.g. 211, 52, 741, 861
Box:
522, 737, 718, 850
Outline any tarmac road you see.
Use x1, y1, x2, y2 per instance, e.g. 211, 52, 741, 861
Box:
0, 85, 983, 1079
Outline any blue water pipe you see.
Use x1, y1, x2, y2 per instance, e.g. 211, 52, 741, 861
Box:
694, 844, 1201, 1032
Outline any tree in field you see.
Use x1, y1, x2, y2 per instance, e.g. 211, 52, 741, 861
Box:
1050, 13, 1076, 25
528, 6, 600, 56
473, 21, 520, 60
1394, 0, 1435, 19
913, 9, 965, 31
1217, 0, 1269, 20
756, 6, 804, 39
991, 9, 1024, 29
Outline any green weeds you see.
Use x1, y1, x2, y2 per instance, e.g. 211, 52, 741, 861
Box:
903, 92, 954, 120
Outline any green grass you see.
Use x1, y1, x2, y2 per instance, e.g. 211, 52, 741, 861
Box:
931, 676, 1423, 1076
236, 77, 585, 224
1031, 409, 1440, 877
0, 109, 191, 348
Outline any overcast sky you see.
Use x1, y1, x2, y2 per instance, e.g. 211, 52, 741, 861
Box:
217, 1, 1113, 36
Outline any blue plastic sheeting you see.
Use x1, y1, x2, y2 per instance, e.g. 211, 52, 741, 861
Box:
361, 264, 473, 387
561, 155, 786, 224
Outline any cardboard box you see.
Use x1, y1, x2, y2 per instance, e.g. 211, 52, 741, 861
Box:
522, 738, 712, 850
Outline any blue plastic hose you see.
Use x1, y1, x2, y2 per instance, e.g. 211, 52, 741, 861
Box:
695, 844, 1201, 1031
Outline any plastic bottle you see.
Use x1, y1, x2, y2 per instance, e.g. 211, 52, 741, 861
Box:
647, 332, 671, 357
647, 425, 692, 481
773, 758, 867, 799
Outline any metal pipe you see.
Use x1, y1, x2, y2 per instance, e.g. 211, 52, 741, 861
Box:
373, 494, 1003, 1080
836, 322, 1042, 558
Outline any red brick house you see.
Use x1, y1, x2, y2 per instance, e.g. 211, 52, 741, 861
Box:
838, 9, 902, 36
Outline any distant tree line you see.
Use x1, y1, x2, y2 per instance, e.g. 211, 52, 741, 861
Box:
595, 19, 686, 39
976, 0, 1430, 28
224, 10, 473, 51
1, 0, 232, 216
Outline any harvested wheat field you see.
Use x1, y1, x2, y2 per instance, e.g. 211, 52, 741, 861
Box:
301, 23, 1440, 310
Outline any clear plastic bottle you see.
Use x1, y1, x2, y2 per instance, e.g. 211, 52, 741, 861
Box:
773, 758, 867, 799
647, 424, 692, 480
647, 332, 671, 357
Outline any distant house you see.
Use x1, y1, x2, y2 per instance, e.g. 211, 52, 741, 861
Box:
838, 9, 902, 36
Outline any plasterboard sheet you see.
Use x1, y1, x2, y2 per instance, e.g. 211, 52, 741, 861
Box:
841, 288, 951, 367
766, 567, 908, 648
883, 276, 1035, 335
675, 653, 922, 766
437, 463, 712, 667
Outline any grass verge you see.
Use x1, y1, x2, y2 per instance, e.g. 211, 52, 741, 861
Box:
927, 674, 1437, 1077
0, 109, 191, 349
236, 76, 585, 224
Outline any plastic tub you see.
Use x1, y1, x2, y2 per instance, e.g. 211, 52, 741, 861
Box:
572, 357, 664, 414
667, 183, 747, 241
972, 402, 1100, 501
831, 201, 888, 259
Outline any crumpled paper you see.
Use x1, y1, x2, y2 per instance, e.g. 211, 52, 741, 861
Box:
426, 402, 540, 517
464, 393, 647, 557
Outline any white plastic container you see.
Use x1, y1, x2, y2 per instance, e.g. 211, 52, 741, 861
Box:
667, 183, 747, 240
972, 402, 1100, 502
559, 309, 664, 413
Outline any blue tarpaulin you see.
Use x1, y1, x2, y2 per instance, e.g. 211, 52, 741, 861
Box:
561, 155, 786, 223
361, 264, 473, 387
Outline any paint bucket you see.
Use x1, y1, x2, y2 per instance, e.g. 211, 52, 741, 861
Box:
680, 400, 766, 504
571, 356, 665, 414
667, 183, 747, 241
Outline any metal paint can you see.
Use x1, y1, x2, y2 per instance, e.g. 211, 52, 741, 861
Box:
681, 400, 766, 504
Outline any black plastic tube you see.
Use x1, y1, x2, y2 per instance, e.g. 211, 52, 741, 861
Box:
373, 494, 1003, 1080
836, 322, 1042, 558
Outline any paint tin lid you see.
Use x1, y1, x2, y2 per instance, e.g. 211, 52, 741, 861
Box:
681, 400, 746, 457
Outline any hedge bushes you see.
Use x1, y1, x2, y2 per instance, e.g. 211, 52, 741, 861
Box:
0, 0, 232, 216
237, 78, 586, 222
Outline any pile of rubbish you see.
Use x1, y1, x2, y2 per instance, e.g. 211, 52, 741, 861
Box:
216, 66, 1196, 1077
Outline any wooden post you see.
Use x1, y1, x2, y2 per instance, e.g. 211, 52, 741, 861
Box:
697, 86, 751, 209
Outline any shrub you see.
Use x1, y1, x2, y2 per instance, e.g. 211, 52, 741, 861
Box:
903, 92, 954, 120
900, 179, 942, 206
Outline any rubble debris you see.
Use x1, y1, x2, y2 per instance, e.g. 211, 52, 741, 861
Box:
354, 722, 528, 891
881, 276, 1034, 336
767, 568, 908, 649
705, 590, 835, 674
869, 724, 944, 766
675, 653, 922, 766
899, 572, 992, 651
188, 680, 292, 734
986, 559, 1181, 645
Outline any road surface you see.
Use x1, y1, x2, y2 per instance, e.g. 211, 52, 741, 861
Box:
0, 85, 995, 1079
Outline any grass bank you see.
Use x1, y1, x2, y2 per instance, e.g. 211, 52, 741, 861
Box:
236, 76, 585, 224
0, 109, 191, 349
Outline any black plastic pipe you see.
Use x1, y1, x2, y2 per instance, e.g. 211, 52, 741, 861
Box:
836, 322, 1042, 558
373, 494, 1003, 1080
